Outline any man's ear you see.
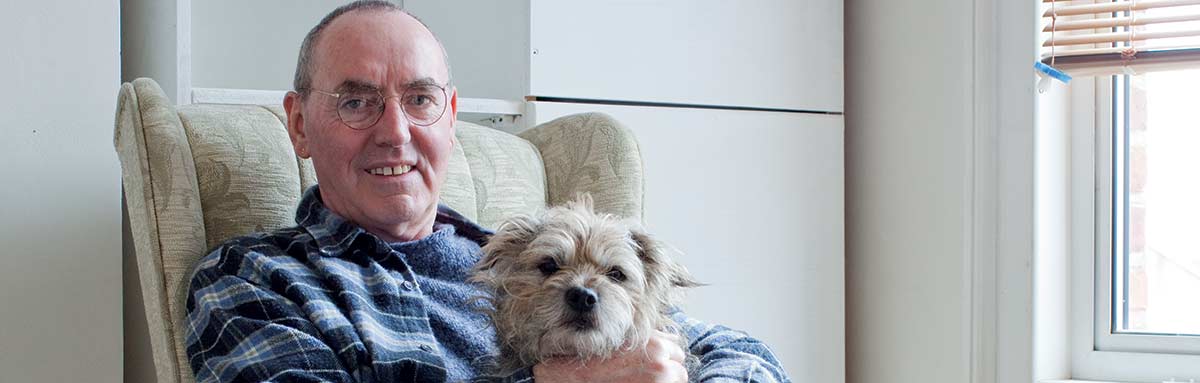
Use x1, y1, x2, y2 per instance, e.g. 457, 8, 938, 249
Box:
447, 86, 458, 140
283, 91, 311, 159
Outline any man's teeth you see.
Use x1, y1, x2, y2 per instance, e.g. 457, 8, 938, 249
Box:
368, 165, 412, 176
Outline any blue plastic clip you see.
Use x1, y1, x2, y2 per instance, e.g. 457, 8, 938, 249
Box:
1035, 61, 1071, 93
1035, 61, 1071, 84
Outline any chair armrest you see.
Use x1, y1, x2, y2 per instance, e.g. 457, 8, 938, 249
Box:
114, 78, 208, 383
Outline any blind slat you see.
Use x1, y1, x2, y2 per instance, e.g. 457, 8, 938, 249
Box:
1041, 43, 1200, 59
1042, 0, 1200, 18
1041, 48, 1200, 76
1041, 1, 1200, 76
1043, 13, 1200, 32
1044, 29, 1200, 47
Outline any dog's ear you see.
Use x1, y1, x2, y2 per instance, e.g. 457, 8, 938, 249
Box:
566, 192, 595, 214
475, 214, 541, 279
629, 225, 702, 294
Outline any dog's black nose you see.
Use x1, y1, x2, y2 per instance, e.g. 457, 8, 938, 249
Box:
565, 287, 599, 313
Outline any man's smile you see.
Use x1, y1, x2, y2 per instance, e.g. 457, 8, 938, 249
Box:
366, 165, 413, 176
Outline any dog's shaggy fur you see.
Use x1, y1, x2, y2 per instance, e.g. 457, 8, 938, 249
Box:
469, 195, 700, 372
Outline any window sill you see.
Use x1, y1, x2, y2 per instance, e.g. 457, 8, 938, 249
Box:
1043, 379, 1193, 383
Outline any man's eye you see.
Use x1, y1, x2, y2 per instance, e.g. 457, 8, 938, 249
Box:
537, 258, 559, 276
406, 94, 433, 107
340, 97, 369, 110
606, 268, 626, 282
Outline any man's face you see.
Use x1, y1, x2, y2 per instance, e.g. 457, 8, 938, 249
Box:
284, 10, 457, 242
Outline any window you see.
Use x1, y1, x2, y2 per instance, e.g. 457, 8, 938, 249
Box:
1110, 70, 1200, 339
1096, 70, 1200, 356
1042, 1, 1200, 379
1070, 73, 1200, 382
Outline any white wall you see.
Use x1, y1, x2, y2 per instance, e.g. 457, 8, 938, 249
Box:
190, 0, 531, 102
845, 1, 974, 382
191, 0, 341, 91
0, 1, 122, 382
189, 0, 531, 131
404, 0, 530, 101
847, 1, 1041, 382
122, 0, 190, 103
526, 0, 843, 112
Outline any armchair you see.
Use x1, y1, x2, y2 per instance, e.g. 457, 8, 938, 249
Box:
114, 78, 645, 382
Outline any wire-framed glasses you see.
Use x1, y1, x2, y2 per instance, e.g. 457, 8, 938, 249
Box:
303, 83, 449, 130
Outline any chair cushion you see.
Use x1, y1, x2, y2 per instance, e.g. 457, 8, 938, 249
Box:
178, 104, 304, 250
519, 112, 643, 219
456, 123, 548, 228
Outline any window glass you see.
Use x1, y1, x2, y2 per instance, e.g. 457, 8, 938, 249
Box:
1115, 69, 1200, 336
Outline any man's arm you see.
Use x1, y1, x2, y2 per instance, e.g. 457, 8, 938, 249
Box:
517, 313, 789, 383
671, 311, 792, 383
186, 250, 354, 383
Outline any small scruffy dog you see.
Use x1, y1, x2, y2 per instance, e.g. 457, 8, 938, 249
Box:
470, 195, 700, 373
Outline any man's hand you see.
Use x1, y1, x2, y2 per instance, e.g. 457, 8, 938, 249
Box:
532, 330, 689, 383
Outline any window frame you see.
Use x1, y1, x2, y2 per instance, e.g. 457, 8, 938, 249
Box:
1070, 75, 1200, 381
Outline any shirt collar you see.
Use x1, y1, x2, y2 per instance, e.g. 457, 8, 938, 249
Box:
295, 186, 373, 256
294, 186, 494, 257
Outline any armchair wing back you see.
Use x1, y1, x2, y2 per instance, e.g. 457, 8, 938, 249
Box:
114, 78, 644, 382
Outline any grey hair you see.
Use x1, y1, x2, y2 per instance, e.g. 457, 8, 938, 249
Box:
293, 0, 452, 95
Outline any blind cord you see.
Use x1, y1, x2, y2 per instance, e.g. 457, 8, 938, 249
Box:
1122, 0, 1139, 75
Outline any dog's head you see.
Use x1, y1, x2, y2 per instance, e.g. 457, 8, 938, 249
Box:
471, 194, 699, 368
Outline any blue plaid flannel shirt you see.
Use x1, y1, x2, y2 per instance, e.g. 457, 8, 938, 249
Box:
185, 186, 792, 382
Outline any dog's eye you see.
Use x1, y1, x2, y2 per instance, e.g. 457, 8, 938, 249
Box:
537, 258, 559, 276
606, 267, 627, 282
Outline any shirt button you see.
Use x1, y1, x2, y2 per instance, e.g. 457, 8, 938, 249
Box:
419, 344, 434, 352
402, 281, 416, 291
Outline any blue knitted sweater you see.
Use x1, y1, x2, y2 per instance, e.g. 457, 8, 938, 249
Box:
388, 221, 499, 379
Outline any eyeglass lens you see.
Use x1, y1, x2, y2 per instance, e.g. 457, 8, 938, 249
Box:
336, 85, 447, 129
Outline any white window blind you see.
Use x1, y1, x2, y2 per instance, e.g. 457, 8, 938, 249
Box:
1042, 0, 1200, 76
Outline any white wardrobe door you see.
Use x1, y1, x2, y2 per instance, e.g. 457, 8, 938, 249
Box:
529, 102, 845, 382
529, 0, 843, 113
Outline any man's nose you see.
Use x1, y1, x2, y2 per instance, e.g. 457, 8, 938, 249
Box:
372, 97, 412, 147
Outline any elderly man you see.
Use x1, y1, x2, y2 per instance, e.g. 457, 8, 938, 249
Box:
185, 1, 790, 382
